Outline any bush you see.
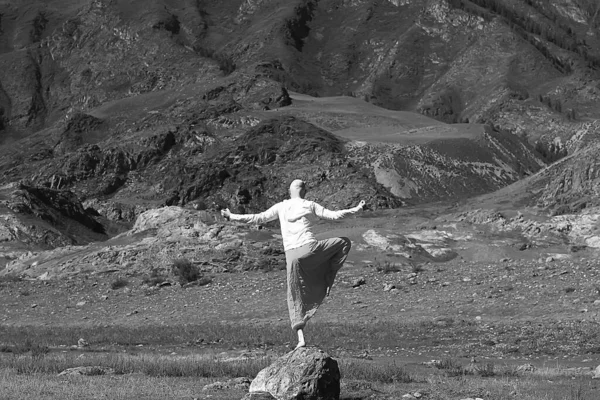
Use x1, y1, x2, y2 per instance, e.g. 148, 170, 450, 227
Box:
171, 258, 200, 285
111, 277, 129, 290
0, 274, 22, 283
142, 268, 168, 287
375, 261, 401, 274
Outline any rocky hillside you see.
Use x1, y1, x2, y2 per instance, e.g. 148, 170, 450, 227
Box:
0, 0, 599, 266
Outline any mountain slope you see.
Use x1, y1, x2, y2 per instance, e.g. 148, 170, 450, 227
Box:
0, 0, 599, 266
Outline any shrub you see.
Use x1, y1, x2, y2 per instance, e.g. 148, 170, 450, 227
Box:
111, 277, 129, 290
433, 358, 473, 377
0, 274, 22, 283
171, 258, 200, 285
411, 263, 425, 274
142, 268, 168, 287
375, 261, 401, 274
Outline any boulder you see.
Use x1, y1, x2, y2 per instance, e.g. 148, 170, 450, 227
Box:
241, 393, 276, 400
249, 347, 340, 400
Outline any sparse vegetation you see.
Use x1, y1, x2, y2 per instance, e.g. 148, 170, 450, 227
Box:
374, 260, 402, 274
339, 360, 413, 383
142, 268, 168, 287
411, 263, 425, 274
193, 46, 236, 75
0, 274, 22, 284
171, 258, 201, 285
534, 140, 568, 163
448, 0, 600, 71
110, 277, 129, 290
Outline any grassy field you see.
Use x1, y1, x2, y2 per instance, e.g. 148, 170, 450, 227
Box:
1, 321, 599, 399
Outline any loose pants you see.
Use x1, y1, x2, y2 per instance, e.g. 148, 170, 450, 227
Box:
285, 237, 351, 330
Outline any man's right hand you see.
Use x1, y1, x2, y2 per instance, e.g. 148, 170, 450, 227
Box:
221, 208, 231, 220
358, 200, 366, 209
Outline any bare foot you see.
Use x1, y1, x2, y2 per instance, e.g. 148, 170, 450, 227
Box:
294, 340, 306, 350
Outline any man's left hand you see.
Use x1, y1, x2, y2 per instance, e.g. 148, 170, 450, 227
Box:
221, 208, 231, 220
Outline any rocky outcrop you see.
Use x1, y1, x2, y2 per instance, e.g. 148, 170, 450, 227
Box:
174, 116, 402, 212
0, 183, 108, 252
453, 207, 600, 249
0, 206, 283, 279
249, 347, 340, 400
8, 184, 104, 234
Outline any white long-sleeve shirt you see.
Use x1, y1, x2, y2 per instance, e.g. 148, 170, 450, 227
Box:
229, 198, 362, 251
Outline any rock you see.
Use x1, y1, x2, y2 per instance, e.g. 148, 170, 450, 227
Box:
592, 365, 600, 379
57, 366, 115, 376
241, 393, 276, 400
77, 338, 89, 348
546, 256, 555, 262
517, 364, 536, 372
249, 347, 340, 400
351, 277, 366, 288
383, 283, 395, 292
518, 243, 529, 251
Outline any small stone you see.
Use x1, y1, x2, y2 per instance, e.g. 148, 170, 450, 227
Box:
517, 364, 535, 372
402, 394, 416, 399
76, 301, 86, 307
592, 365, 600, 379
351, 277, 366, 288
413, 392, 422, 398
31, 304, 38, 308
462, 277, 471, 282
593, 300, 600, 305
383, 283, 395, 292
546, 256, 555, 262
475, 316, 482, 321
77, 338, 89, 348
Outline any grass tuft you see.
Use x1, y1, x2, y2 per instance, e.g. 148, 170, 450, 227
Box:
340, 360, 414, 383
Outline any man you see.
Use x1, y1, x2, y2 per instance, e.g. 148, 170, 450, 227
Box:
221, 179, 365, 349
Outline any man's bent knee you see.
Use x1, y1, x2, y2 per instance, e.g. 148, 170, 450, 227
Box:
339, 237, 351, 253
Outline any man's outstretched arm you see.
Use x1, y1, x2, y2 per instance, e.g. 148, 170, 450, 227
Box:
312, 200, 366, 220
221, 203, 280, 224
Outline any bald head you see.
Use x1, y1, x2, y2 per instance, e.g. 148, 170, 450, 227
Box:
289, 179, 306, 199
